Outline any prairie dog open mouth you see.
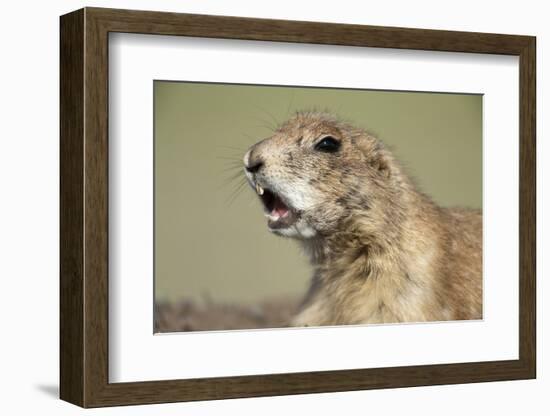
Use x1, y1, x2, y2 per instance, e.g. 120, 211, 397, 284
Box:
255, 183, 300, 230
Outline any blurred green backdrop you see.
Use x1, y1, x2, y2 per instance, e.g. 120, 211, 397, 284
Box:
154, 81, 482, 304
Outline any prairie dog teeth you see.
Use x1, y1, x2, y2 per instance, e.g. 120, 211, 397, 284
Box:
256, 184, 264, 195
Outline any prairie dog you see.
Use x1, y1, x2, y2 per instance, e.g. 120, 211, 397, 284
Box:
243, 111, 482, 326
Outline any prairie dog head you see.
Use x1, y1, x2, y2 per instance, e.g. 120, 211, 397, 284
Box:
243, 111, 401, 240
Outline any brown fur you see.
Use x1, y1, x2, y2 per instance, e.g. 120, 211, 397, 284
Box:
244, 111, 482, 326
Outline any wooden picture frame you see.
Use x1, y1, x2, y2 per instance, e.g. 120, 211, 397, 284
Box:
60, 7, 536, 408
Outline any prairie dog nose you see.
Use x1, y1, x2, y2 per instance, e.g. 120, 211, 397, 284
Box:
244, 148, 264, 173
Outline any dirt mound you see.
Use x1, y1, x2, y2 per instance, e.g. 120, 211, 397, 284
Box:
155, 296, 300, 333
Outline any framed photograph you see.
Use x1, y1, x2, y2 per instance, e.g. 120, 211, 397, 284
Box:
60, 7, 536, 408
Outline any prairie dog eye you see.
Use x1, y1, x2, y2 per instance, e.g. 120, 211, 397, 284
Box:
314, 136, 341, 153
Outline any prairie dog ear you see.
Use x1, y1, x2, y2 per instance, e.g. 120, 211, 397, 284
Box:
355, 134, 391, 178
370, 152, 391, 178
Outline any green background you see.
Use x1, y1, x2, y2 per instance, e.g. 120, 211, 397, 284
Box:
154, 81, 482, 304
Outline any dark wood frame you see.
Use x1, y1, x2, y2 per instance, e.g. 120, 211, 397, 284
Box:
60, 7, 536, 408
